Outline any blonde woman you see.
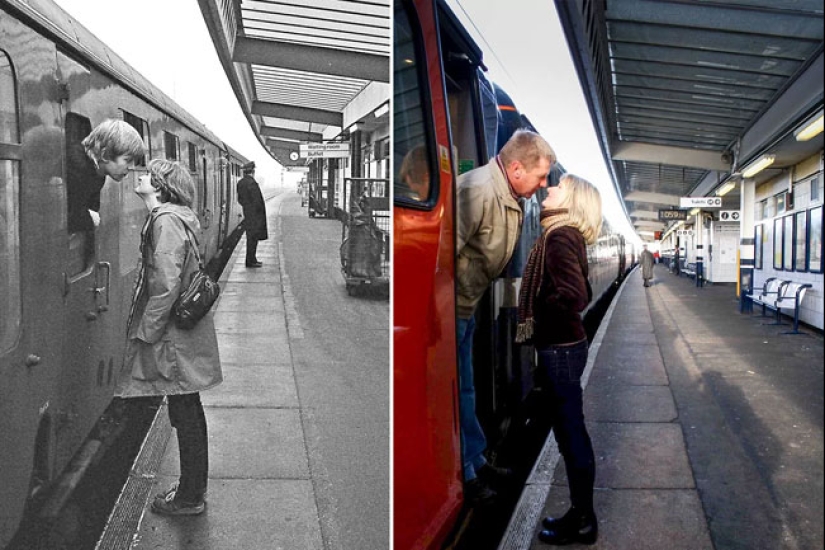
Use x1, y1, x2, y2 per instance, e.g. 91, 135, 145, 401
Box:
117, 159, 222, 515
516, 174, 602, 545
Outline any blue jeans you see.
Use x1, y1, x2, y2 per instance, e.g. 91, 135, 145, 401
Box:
537, 339, 595, 513
457, 316, 487, 481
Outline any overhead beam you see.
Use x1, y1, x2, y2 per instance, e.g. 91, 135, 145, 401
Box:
613, 141, 729, 171
625, 191, 681, 206
233, 37, 389, 83
261, 126, 323, 142
629, 210, 662, 220
634, 220, 666, 229
253, 101, 343, 127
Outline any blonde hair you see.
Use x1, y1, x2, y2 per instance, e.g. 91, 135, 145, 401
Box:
499, 129, 556, 171
148, 159, 195, 207
557, 174, 602, 245
82, 119, 145, 162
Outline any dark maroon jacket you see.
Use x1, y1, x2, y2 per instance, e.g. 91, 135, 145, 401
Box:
533, 226, 592, 348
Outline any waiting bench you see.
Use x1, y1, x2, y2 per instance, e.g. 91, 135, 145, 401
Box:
682, 262, 697, 279
749, 278, 812, 334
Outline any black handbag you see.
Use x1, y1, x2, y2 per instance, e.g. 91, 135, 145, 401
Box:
172, 223, 220, 329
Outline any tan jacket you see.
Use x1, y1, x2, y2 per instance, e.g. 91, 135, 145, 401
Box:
116, 204, 222, 398
456, 160, 523, 318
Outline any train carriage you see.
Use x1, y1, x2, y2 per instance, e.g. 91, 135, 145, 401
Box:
393, 2, 636, 549
0, 1, 247, 545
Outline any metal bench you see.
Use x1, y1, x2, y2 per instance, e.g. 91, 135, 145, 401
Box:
751, 279, 812, 334
748, 277, 785, 314
682, 262, 697, 279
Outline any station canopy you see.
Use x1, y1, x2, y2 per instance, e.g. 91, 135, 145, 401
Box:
198, 0, 390, 167
555, 0, 824, 240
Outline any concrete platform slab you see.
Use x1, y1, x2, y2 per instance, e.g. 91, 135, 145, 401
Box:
133, 476, 322, 550
225, 269, 281, 283
155, 409, 310, 479
218, 282, 282, 297
201, 365, 298, 408
213, 312, 286, 334
216, 294, 285, 313
584, 385, 677, 423
216, 334, 291, 365
589, 342, 668, 386
554, 423, 694, 489
530, 488, 713, 550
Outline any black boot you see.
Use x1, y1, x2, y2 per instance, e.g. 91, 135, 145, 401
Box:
539, 507, 598, 545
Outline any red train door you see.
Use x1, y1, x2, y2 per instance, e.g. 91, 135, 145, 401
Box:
394, 2, 462, 549
56, 51, 120, 469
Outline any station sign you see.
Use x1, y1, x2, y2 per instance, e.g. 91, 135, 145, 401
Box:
299, 142, 350, 159
659, 209, 687, 221
680, 196, 722, 208
719, 210, 740, 221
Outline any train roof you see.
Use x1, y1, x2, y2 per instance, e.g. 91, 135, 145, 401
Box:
5, 0, 229, 150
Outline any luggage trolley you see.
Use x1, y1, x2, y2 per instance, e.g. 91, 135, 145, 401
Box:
340, 178, 390, 295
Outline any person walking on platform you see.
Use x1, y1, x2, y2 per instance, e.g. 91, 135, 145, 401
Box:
116, 159, 222, 516
457, 129, 556, 504
640, 244, 655, 287
237, 161, 268, 267
516, 174, 602, 545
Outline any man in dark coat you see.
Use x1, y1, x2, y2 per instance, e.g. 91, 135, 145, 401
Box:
237, 162, 268, 267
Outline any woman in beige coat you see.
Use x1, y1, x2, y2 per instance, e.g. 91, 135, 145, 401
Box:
116, 159, 222, 516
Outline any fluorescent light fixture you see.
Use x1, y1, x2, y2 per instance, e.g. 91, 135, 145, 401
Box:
794, 111, 824, 142
741, 154, 775, 179
689, 207, 700, 215
715, 181, 736, 196
373, 103, 389, 118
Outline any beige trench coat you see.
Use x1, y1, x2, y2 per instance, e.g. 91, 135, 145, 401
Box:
116, 204, 222, 398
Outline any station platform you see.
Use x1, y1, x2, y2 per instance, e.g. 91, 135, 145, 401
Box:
96, 193, 324, 550
500, 264, 824, 550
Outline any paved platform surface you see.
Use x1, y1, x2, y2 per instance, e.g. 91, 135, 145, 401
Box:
99, 191, 389, 550
500, 264, 823, 550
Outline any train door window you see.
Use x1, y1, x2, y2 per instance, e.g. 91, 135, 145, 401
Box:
188, 142, 198, 174
65, 112, 97, 274
393, 1, 435, 206
121, 110, 150, 166
1, 49, 21, 352
164, 131, 180, 161
794, 211, 807, 271
201, 152, 208, 211
809, 206, 823, 273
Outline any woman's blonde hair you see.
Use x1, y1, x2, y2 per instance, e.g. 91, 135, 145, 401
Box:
557, 174, 602, 245
148, 159, 195, 207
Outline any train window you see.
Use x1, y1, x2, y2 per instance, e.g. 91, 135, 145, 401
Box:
1, 50, 21, 352
809, 206, 823, 273
754, 224, 763, 269
164, 131, 180, 161
773, 218, 782, 270
121, 110, 149, 166
188, 142, 198, 173
65, 112, 98, 273
393, 1, 436, 207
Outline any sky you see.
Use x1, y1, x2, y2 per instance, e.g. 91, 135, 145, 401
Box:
53, 0, 296, 189
444, 0, 639, 242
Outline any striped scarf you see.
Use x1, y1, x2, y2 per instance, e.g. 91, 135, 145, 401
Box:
515, 209, 576, 343
126, 212, 155, 336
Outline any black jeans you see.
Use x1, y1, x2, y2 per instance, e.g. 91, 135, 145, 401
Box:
167, 393, 208, 502
537, 339, 595, 514
246, 235, 259, 264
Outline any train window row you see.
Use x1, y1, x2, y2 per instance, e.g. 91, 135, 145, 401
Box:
0, 49, 20, 353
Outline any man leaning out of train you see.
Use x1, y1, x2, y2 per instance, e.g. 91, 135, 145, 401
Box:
68, 119, 144, 232
115, 159, 222, 516
516, 174, 602, 546
456, 129, 556, 504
